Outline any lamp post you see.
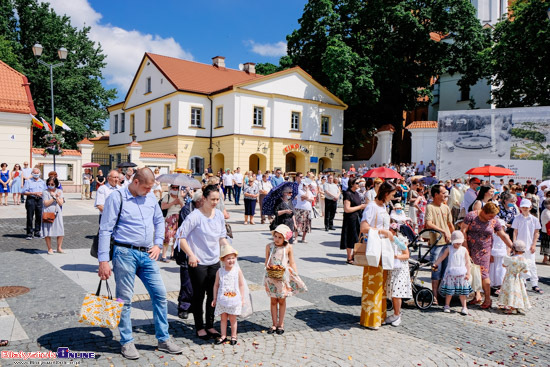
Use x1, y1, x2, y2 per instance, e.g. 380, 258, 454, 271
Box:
32, 43, 67, 171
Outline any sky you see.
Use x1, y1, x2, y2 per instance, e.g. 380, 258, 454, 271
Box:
43, 0, 309, 102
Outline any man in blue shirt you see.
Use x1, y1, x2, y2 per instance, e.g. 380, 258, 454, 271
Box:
98, 168, 183, 360
341, 172, 350, 192
23, 167, 47, 240
270, 169, 284, 188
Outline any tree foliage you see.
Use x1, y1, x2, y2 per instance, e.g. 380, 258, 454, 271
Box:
0, 0, 116, 148
283, 0, 490, 151
489, 0, 550, 107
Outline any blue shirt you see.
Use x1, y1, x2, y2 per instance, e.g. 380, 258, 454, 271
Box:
271, 175, 284, 188
98, 187, 165, 262
23, 178, 47, 196
341, 177, 349, 192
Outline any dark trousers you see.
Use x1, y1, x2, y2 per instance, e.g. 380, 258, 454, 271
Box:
25, 197, 42, 235
234, 185, 242, 204
178, 266, 193, 312
188, 262, 220, 331
223, 185, 233, 201
244, 198, 257, 216
325, 199, 337, 229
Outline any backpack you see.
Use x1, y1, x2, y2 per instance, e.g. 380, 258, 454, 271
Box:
158, 195, 169, 217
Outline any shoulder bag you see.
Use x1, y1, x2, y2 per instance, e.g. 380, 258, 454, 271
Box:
42, 191, 58, 223
91, 191, 123, 261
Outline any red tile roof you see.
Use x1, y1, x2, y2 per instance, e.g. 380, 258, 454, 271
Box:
406, 121, 438, 129
90, 135, 109, 141
377, 124, 396, 133
77, 138, 93, 145
140, 152, 176, 159
145, 53, 264, 95
32, 148, 82, 156
0, 60, 37, 115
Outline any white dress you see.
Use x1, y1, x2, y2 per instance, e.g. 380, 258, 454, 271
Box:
489, 231, 507, 287
215, 266, 242, 316
385, 237, 412, 299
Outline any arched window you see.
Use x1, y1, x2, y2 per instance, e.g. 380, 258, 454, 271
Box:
189, 156, 204, 175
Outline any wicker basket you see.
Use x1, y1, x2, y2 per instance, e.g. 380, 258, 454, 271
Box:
266, 267, 285, 279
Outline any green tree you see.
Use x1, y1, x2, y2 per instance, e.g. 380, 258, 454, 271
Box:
0, 35, 22, 71
0, 0, 116, 148
284, 0, 490, 154
489, 0, 550, 107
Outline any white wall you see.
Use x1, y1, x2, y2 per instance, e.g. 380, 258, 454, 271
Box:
125, 58, 177, 108
0, 112, 31, 168
410, 129, 438, 165
211, 93, 236, 137
471, 0, 508, 25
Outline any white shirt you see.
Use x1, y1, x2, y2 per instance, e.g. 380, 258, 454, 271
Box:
295, 188, 313, 211
361, 202, 389, 230
222, 173, 234, 186
258, 180, 273, 194
22, 167, 33, 180
460, 188, 477, 211
366, 188, 377, 203
541, 209, 550, 234
323, 183, 339, 201
512, 214, 541, 258
233, 172, 243, 185
94, 183, 121, 211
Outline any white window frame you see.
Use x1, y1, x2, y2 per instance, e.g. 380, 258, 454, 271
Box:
216, 106, 223, 127
321, 115, 331, 135
253, 106, 264, 127
291, 111, 301, 131
191, 107, 202, 127
189, 156, 204, 175
114, 114, 118, 134
164, 103, 171, 128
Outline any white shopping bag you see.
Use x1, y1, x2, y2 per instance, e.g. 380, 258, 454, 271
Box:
365, 229, 382, 267
381, 238, 395, 270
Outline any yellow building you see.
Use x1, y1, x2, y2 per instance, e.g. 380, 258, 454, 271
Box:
105, 53, 347, 174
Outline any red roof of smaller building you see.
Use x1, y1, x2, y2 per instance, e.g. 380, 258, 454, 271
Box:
32, 148, 82, 156
0, 60, 37, 115
77, 138, 94, 145
377, 124, 396, 133
406, 121, 438, 129
140, 152, 176, 159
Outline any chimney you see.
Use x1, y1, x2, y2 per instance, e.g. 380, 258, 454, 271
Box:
243, 62, 256, 74
212, 56, 225, 69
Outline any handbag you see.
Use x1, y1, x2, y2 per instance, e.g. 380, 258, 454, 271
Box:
78, 280, 123, 329
381, 237, 395, 270
225, 223, 233, 239
91, 191, 123, 261
470, 262, 482, 292
42, 212, 56, 223
365, 228, 382, 267
353, 234, 368, 266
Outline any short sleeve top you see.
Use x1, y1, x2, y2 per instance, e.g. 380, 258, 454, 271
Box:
361, 201, 389, 230
463, 211, 502, 243
343, 189, 362, 221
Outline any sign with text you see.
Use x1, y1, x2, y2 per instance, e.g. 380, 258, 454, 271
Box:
283, 144, 310, 155
477, 159, 543, 182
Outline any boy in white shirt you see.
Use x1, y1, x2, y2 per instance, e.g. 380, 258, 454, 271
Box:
512, 199, 543, 294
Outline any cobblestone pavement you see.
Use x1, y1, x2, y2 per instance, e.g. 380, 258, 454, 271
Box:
0, 199, 549, 366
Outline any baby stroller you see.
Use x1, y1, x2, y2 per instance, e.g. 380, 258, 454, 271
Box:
387, 229, 442, 311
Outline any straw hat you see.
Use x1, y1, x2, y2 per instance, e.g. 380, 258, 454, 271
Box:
271, 224, 293, 244
220, 244, 238, 260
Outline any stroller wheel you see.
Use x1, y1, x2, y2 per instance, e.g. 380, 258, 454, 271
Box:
386, 298, 393, 312
414, 288, 434, 310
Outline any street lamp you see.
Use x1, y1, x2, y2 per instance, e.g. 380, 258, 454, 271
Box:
32, 43, 67, 171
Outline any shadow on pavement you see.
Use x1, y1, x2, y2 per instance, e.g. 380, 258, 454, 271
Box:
300, 257, 341, 265
326, 253, 346, 258
3, 234, 27, 239
240, 256, 264, 263
294, 309, 359, 331
60, 264, 98, 273
329, 295, 360, 306
15, 248, 40, 254
37, 327, 119, 357
318, 241, 340, 247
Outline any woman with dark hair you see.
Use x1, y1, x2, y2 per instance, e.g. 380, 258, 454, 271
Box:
175, 184, 230, 341
0, 162, 10, 205
462, 203, 513, 308
42, 176, 64, 254
359, 181, 396, 329
471, 186, 495, 212
498, 192, 518, 239
273, 186, 297, 243
10, 164, 23, 205
340, 177, 367, 264
525, 184, 540, 218
540, 199, 550, 265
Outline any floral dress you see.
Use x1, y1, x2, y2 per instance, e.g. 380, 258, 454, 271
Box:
416, 195, 427, 230
498, 255, 531, 310
215, 266, 242, 316
463, 211, 502, 279
264, 243, 307, 298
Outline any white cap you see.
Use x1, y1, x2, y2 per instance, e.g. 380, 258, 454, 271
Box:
451, 231, 464, 244
520, 199, 532, 208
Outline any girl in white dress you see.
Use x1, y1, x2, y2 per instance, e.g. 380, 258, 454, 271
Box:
212, 245, 246, 345
433, 231, 472, 315
490, 219, 509, 292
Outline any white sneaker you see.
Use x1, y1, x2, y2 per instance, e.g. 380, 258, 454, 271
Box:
443, 306, 451, 313
391, 316, 401, 327
460, 307, 469, 316
384, 314, 399, 325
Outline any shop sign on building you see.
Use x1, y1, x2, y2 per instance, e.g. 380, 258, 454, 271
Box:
283, 144, 310, 155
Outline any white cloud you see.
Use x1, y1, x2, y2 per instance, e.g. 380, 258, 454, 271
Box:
245, 40, 287, 57
41, 0, 193, 98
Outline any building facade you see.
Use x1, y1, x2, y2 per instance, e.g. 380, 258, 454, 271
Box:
106, 53, 346, 174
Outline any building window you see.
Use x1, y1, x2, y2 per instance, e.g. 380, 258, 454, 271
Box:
321, 115, 331, 135
145, 109, 151, 132
164, 103, 171, 128
291, 111, 301, 131
459, 86, 470, 101
114, 114, 118, 134
191, 107, 202, 127
216, 106, 223, 127
130, 114, 135, 135
145, 77, 151, 93
120, 113, 125, 133
189, 156, 204, 175
253, 106, 264, 127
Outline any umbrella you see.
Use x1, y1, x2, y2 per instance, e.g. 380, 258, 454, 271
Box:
156, 173, 202, 189
261, 182, 298, 216
423, 176, 439, 186
82, 162, 100, 168
174, 168, 193, 174
465, 166, 515, 177
362, 167, 403, 179
117, 162, 137, 169
322, 168, 336, 173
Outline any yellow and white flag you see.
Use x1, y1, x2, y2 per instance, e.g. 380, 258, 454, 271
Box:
55, 117, 71, 131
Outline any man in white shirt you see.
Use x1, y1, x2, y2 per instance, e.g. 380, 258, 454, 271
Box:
232, 167, 243, 205
95, 169, 121, 222
122, 167, 134, 188
222, 169, 234, 201
460, 177, 481, 214
449, 179, 464, 225
323, 175, 340, 231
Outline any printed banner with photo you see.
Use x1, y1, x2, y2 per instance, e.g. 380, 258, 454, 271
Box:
436, 106, 550, 180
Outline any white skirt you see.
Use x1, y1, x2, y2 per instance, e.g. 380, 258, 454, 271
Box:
489, 256, 506, 287
385, 264, 412, 299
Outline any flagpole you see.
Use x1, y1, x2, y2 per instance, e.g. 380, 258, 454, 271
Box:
49, 62, 56, 171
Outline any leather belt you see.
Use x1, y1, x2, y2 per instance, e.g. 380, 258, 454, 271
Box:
114, 242, 149, 252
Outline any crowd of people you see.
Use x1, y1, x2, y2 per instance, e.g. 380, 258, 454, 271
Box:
8, 159, 548, 359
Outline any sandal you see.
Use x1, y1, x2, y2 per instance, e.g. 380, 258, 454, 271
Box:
230, 337, 238, 345
214, 337, 227, 345
267, 326, 277, 334
480, 301, 492, 309
468, 298, 482, 306
276, 327, 284, 335
346, 259, 354, 265
532, 286, 544, 294
0, 340, 8, 347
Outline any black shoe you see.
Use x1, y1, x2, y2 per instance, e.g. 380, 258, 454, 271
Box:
178, 311, 189, 320
34, 232, 40, 238
206, 330, 221, 339
267, 327, 276, 334
214, 337, 227, 345
26, 234, 32, 240
195, 332, 210, 340
325, 227, 329, 231
229, 338, 237, 345
275, 327, 284, 335
329, 227, 335, 230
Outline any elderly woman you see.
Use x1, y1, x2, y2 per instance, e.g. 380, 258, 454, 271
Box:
176, 185, 230, 340
42, 176, 65, 254
295, 179, 315, 243
498, 192, 518, 239
160, 184, 184, 262
243, 176, 259, 224
340, 177, 366, 264
273, 186, 297, 243
258, 174, 273, 224
359, 181, 396, 329
461, 202, 513, 308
